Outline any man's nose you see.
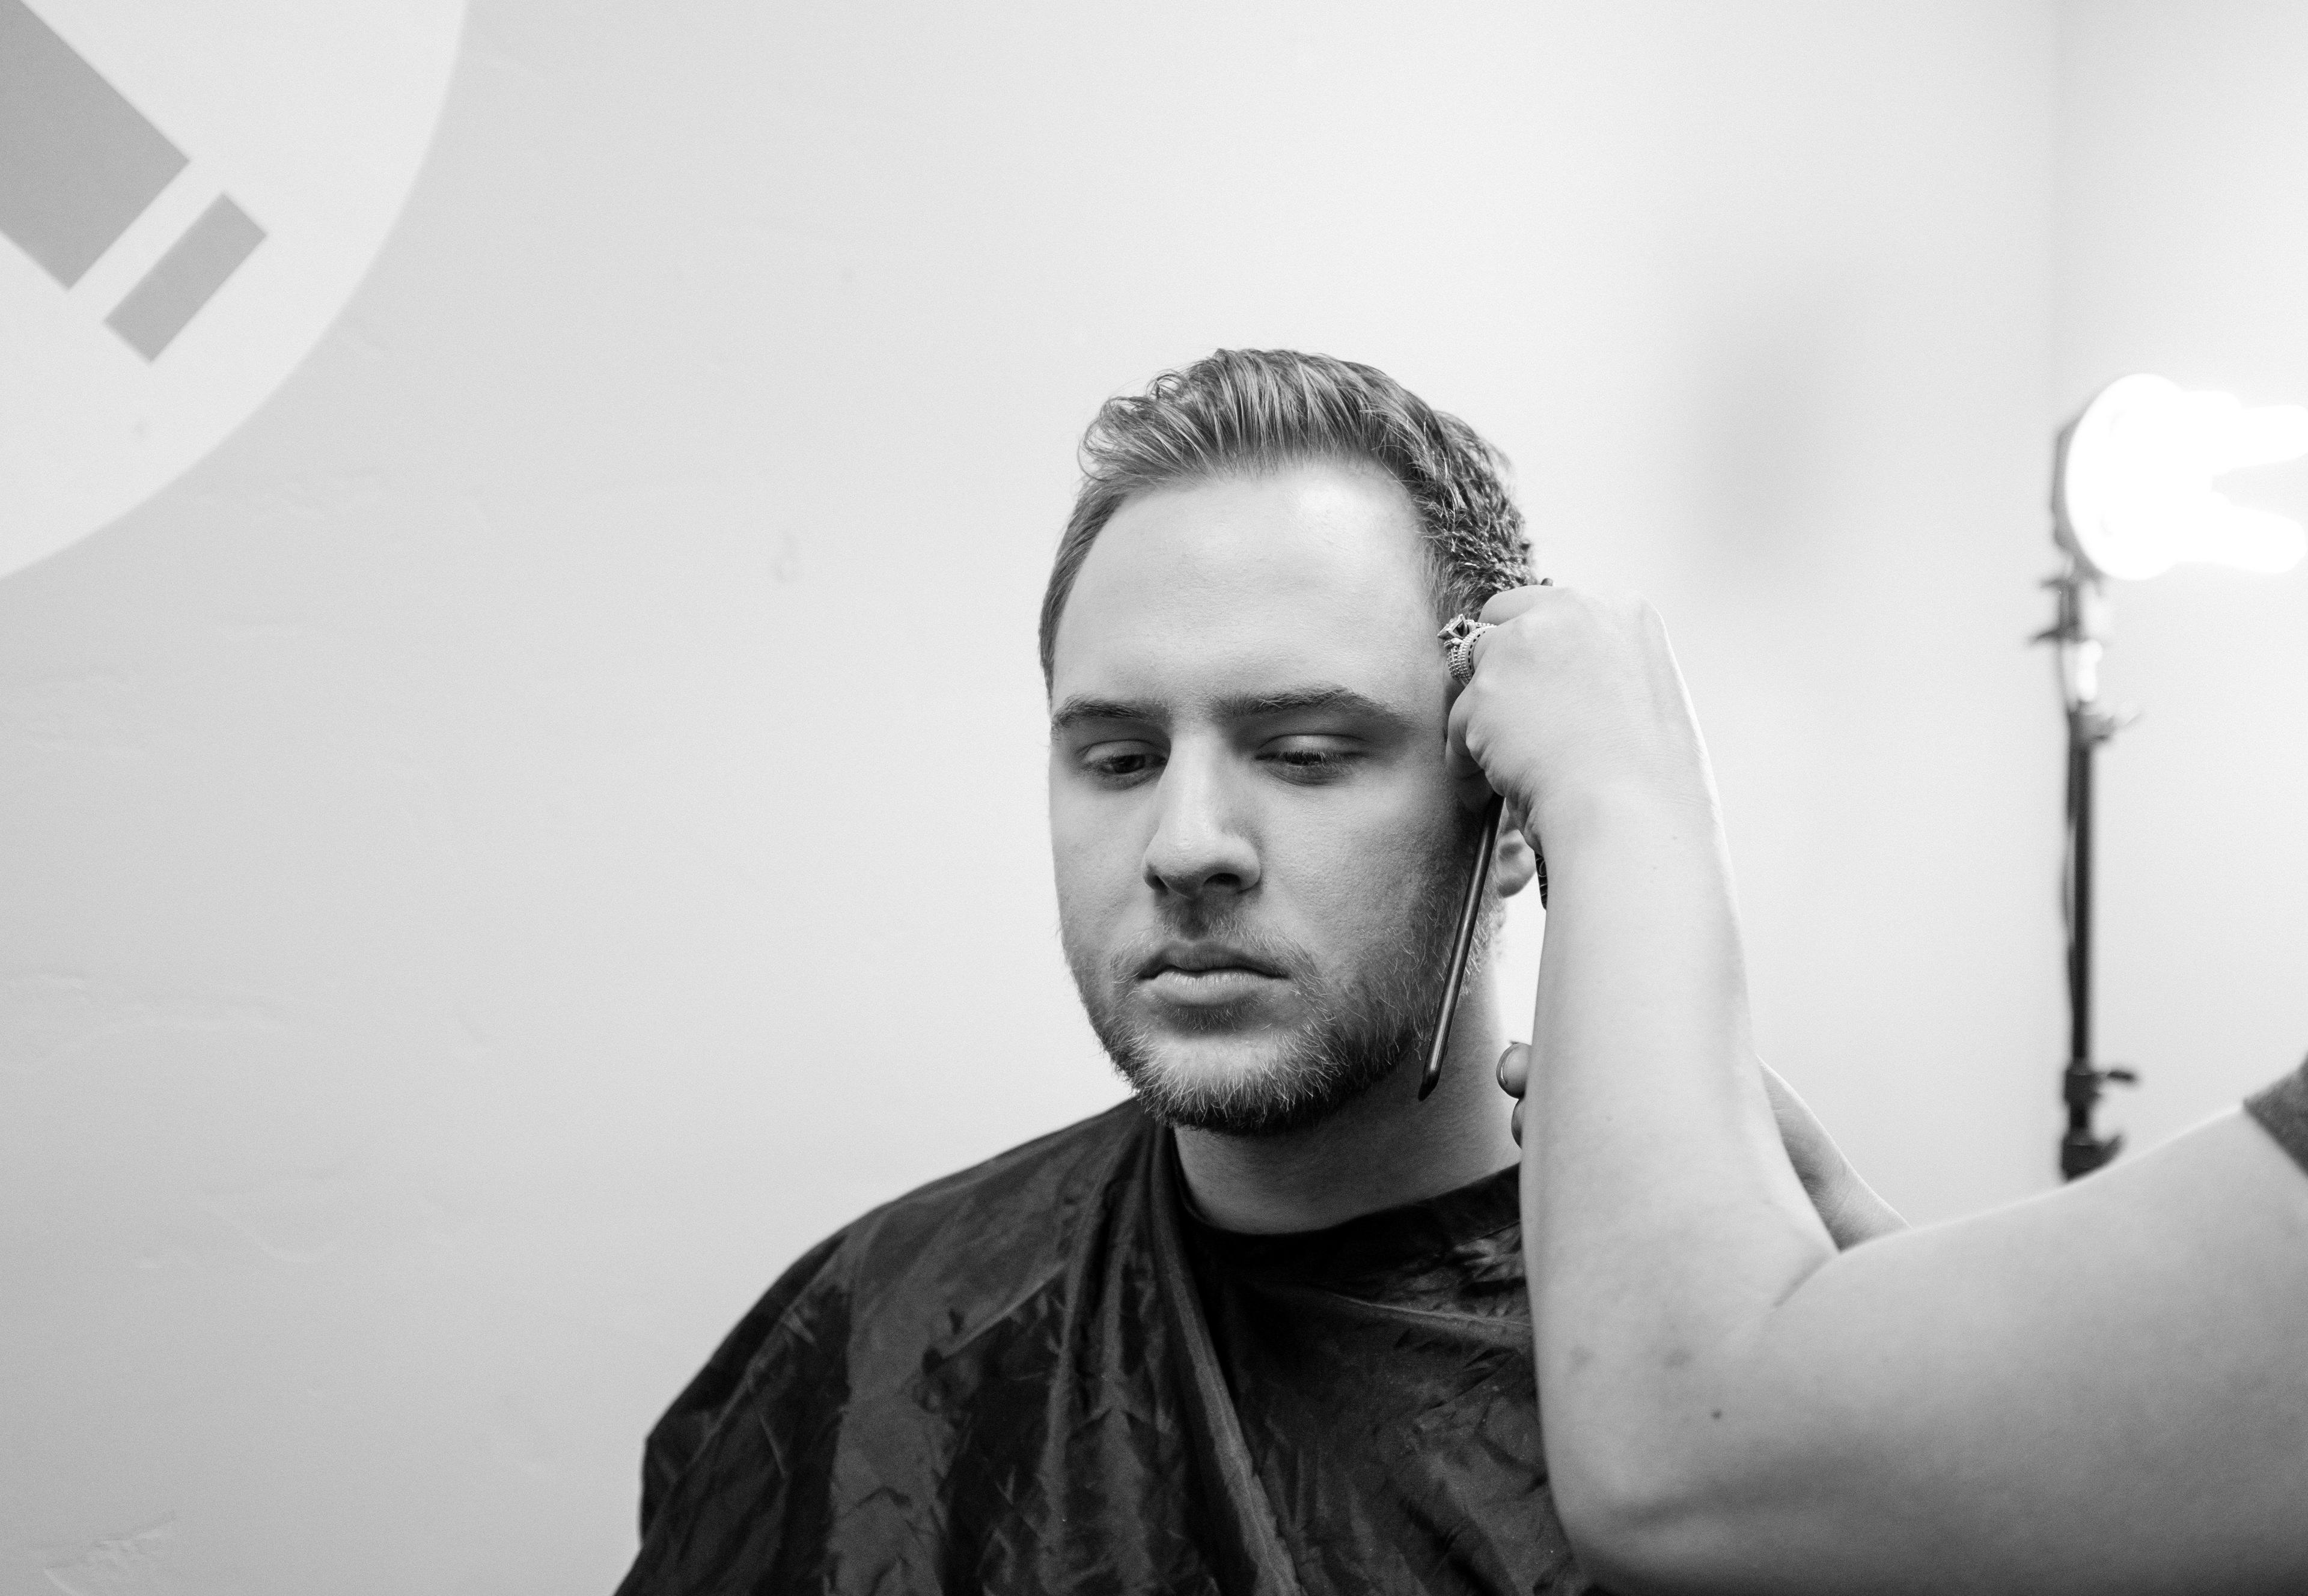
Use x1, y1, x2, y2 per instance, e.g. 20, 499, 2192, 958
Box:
1141, 748, 1260, 900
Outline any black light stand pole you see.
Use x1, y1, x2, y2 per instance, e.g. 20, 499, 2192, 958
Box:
2042, 563, 2138, 1180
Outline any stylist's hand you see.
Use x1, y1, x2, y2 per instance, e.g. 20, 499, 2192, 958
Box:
1443, 585, 1714, 842
1497, 1043, 1908, 1250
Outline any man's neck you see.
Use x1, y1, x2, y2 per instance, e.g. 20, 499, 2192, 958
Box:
1172, 984, 1521, 1234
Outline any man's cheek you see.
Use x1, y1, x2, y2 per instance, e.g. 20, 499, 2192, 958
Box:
1053, 839, 1134, 942
1306, 829, 1445, 943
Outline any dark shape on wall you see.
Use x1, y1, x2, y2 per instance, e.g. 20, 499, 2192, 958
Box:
0, 0, 186, 287
106, 194, 264, 359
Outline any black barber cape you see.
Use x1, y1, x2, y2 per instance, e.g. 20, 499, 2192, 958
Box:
616, 1101, 1599, 1594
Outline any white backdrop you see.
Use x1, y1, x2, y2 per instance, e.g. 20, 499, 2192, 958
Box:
3, 4, 2301, 1592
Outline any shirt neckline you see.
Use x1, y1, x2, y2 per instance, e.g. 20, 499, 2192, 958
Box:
1177, 1148, 1522, 1288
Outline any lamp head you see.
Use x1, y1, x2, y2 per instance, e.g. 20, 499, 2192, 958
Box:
2053, 374, 2308, 582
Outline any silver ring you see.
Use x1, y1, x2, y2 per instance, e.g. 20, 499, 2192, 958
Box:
1439, 618, 1492, 686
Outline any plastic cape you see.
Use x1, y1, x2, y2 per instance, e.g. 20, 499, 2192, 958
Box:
616, 1101, 1598, 1595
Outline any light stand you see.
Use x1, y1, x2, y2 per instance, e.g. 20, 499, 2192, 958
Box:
2038, 562, 2136, 1180
2039, 373, 2307, 1182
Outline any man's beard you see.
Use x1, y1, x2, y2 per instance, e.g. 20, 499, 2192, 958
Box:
1066, 807, 1495, 1139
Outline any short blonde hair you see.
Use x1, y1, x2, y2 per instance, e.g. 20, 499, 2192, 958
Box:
1039, 349, 1533, 687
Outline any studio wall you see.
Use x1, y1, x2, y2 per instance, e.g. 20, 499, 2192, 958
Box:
6, 3, 2291, 1591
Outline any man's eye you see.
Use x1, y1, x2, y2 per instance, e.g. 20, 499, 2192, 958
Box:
1260, 740, 1360, 781
1084, 748, 1164, 782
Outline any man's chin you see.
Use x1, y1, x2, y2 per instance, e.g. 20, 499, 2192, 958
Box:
1068, 951, 1430, 1139
1108, 1032, 1399, 1139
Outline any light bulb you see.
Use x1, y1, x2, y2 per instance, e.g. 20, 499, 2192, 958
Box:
2054, 374, 2308, 580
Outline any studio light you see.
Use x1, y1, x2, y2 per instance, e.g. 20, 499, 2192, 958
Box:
2054, 373, 2308, 581
2040, 374, 2308, 1181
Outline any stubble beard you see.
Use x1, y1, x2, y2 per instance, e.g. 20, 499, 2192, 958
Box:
1064, 808, 1492, 1139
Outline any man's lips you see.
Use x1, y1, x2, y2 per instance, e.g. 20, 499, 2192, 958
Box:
1135, 943, 1290, 1008
1135, 943, 1288, 981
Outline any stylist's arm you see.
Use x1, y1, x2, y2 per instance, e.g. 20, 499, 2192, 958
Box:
1450, 585, 2308, 1596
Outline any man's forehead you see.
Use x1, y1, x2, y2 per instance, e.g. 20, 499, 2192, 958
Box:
1049, 463, 1442, 701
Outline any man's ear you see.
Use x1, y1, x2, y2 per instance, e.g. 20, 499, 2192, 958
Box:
1492, 824, 1538, 900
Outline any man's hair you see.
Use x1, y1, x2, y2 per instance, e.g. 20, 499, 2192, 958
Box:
1037, 349, 1533, 686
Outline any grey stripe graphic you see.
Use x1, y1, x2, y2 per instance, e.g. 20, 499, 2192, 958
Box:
105, 194, 264, 359
0, 0, 187, 286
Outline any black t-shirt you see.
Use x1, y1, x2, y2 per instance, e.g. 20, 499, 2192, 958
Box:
2245, 1056, 2308, 1174
1181, 1162, 1592, 1595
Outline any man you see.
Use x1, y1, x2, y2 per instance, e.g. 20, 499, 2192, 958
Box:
615, 351, 1891, 1595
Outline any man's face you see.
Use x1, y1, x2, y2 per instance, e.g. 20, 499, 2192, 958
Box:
1047, 460, 1479, 1136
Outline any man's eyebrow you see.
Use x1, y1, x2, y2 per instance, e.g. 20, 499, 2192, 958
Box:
1208, 685, 1406, 725
1049, 696, 1165, 735
1049, 685, 1409, 736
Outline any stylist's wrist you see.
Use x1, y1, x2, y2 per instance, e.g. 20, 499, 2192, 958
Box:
1527, 772, 1721, 870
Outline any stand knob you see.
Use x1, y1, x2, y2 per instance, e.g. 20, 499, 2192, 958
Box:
2060, 1061, 2140, 1181
2061, 1127, 2124, 1180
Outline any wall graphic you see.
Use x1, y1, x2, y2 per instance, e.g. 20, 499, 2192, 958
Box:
0, 0, 465, 579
